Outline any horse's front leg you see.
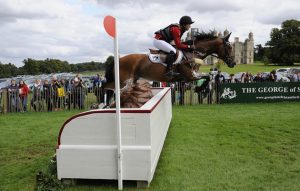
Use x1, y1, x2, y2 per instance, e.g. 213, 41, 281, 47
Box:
177, 65, 200, 81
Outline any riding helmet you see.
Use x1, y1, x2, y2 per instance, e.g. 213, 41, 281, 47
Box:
179, 16, 194, 25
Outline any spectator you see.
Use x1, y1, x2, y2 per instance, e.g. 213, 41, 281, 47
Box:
73, 77, 85, 109
93, 74, 101, 87
214, 71, 225, 103
170, 83, 176, 104
18, 80, 30, 112
195, 78, 209, 104
292, 71, 300, 82
161, 82, 167, 87
75, 74, 82, 82
60, 78, 67, 108
228, 74, 238, 83
31, 79, 43, 112
8, 79, 19, 112
60, 78, 68, 91
52, 75, 62, 111
253, 72, 264, 83
269, 70, 277, 82
214, 70, 225, 84
78, 77, 87, 107
209, 67, 218, 77
177, 81, 186, 105
62, 78, 69, 91
94, 74, 105, 104
67, 79, 75, 109
42, 80, 53, 112
152, 81, 160, 87
241, 72, 252, 83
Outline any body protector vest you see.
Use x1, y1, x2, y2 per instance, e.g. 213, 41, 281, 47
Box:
155, 23, 182, 43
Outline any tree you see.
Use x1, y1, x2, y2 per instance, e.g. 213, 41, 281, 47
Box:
266, 19, 300, 65
23, 58, 40, 75
104, 55, 114, 68
0, 55, 111, 77
0, 63, 19, 78
254, 44, 265, 61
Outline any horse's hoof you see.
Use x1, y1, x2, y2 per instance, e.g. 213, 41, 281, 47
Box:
98, 103, 106, 109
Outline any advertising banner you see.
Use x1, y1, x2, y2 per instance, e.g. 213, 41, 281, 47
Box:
220, 82, 300, 103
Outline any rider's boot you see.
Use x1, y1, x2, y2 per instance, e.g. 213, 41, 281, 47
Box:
164, 51, 180, 77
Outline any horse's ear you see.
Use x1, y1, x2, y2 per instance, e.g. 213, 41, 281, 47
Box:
224, 32, 231, 41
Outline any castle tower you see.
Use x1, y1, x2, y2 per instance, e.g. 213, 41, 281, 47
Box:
244, 32, 254, 64
213, 29, 218, 37
224, 29, 229, 37
233, 37, 244, 64
234, 37, 239, 42
218, 32, 222, 38
249, 32, 253, 41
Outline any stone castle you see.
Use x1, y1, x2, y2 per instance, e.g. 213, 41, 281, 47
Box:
188, 28, 254, 65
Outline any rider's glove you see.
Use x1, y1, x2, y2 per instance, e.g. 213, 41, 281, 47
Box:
188, 45, 196, 51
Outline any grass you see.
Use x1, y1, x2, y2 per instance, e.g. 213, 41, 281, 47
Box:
199, 61, 300, 74
81, 71, 105, 76
81, 61, 300, 77
0, 103, 300, 190
0, 111, 79, 191
155, 103, 300, 191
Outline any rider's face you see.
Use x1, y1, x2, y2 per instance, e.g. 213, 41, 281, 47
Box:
184, 24, 191, 31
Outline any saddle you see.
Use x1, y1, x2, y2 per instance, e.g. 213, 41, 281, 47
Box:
148, 49, 184, 66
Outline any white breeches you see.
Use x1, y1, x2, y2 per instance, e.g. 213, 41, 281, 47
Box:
153, 38, 176, 53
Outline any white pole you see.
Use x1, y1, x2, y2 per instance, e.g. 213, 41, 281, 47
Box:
113, 20, 123, 190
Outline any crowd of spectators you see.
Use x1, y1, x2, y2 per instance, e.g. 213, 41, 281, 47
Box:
0, 74, 107, 113
215, 69, 300, 84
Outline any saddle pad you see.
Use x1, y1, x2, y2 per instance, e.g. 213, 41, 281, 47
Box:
148, 54, 164, 64
148, 50, 183, 67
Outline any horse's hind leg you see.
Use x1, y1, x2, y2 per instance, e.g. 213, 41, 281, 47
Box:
105, 90, 114, 106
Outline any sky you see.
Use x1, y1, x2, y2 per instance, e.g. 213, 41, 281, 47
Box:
0, 0, 299, 67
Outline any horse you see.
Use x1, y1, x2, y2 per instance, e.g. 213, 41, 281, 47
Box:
102, 31, 236, 104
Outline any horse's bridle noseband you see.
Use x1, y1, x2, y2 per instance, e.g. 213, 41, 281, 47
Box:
221, 39, 234, 65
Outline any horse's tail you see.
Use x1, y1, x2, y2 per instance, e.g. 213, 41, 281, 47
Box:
104, 61, 115, 83
99, 61, 115, 106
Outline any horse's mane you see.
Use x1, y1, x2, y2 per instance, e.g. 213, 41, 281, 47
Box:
194, 31, 218, 40
185, 31, 218, 45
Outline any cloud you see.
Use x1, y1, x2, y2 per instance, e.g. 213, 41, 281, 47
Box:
0, 0, 63, 24
255, 1, 300, 25
0, 0, 299, 67
0, 0, 110, 66
185, 0, 243, 13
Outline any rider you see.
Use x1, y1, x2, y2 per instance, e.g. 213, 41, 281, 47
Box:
153, 15, 196, 76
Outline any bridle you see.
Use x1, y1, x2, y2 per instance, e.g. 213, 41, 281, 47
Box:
217, 39, 234, 65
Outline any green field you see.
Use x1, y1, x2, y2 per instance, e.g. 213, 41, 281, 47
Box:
201, 61, 300, 74
1, 103, 300, 191
81, 62, 300, 76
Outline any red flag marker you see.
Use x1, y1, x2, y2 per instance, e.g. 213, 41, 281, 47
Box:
103, 15, 116, 38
